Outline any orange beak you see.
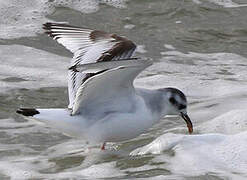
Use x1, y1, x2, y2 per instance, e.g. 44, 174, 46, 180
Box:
181, 112, 193, 134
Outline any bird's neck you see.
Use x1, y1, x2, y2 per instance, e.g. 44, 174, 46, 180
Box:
136, 88, 169, 119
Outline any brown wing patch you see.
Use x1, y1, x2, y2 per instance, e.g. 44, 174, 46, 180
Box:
90, 30, 110, 41
97, 34, 136, 62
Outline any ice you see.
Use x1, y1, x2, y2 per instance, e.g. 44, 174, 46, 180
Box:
0, 45, 69, 93
0, 0, 128, 39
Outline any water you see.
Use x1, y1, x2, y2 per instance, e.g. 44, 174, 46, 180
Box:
1, 0, 247, 179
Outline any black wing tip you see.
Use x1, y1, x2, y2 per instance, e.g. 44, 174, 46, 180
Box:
16, 108, 40, 117
118, 57, 140, 61
43, 22, 82, 39
43, 22, 54, 30
43, 22, 53, 36
43, 22, 68, 28
68, 65, 79, 72
42, 22, 85, 30
43, 23, 58, 38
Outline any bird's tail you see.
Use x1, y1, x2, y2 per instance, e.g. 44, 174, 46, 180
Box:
16, 108, 86, 138
16, 108, 40, 116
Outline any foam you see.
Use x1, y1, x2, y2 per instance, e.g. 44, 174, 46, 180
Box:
0, 148, 125, 179
136, 45, 147, 54
164, 44, 176, 50
208, 0, 247, 8
124, 24, 135, 29
199, 109, 247, 134
193, 0, 247, 7
0, 45, 68, 93
131, 132, 247, 178
137, 50, 247, 98
1, 0, 246, 39
0, 117, 125, 179
130, 109, 247, 178
0, 0, 128, 39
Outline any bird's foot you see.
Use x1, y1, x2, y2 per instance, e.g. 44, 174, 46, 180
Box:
101, 142, 106, 150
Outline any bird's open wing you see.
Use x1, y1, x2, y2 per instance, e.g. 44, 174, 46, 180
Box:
71, 59, 153, 115
43, 23, 136, 109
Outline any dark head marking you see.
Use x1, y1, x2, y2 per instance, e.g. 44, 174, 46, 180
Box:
169, 97, 176, 104
160, 87, 187, 110
178, 104, 186, 110
166, 87, 187, 103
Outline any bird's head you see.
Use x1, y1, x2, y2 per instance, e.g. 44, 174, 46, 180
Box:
160, 88, 193, 134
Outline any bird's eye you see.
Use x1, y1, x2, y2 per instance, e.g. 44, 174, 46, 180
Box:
169, 97, 176, 104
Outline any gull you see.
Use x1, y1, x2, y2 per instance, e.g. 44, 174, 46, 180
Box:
16, 23, 193, 150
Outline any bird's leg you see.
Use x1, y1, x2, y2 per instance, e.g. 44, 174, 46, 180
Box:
101, 142, 106, 150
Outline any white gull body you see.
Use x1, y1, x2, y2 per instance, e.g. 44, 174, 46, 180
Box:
34, 60, 172, 143
17, 23, 192, 145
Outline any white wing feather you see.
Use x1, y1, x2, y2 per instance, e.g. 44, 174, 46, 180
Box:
72, 60, 153, 115
43, 23, 136, 109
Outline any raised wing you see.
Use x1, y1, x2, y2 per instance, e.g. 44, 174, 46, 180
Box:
71, 59, 153, 115
43, 22, 136, 109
